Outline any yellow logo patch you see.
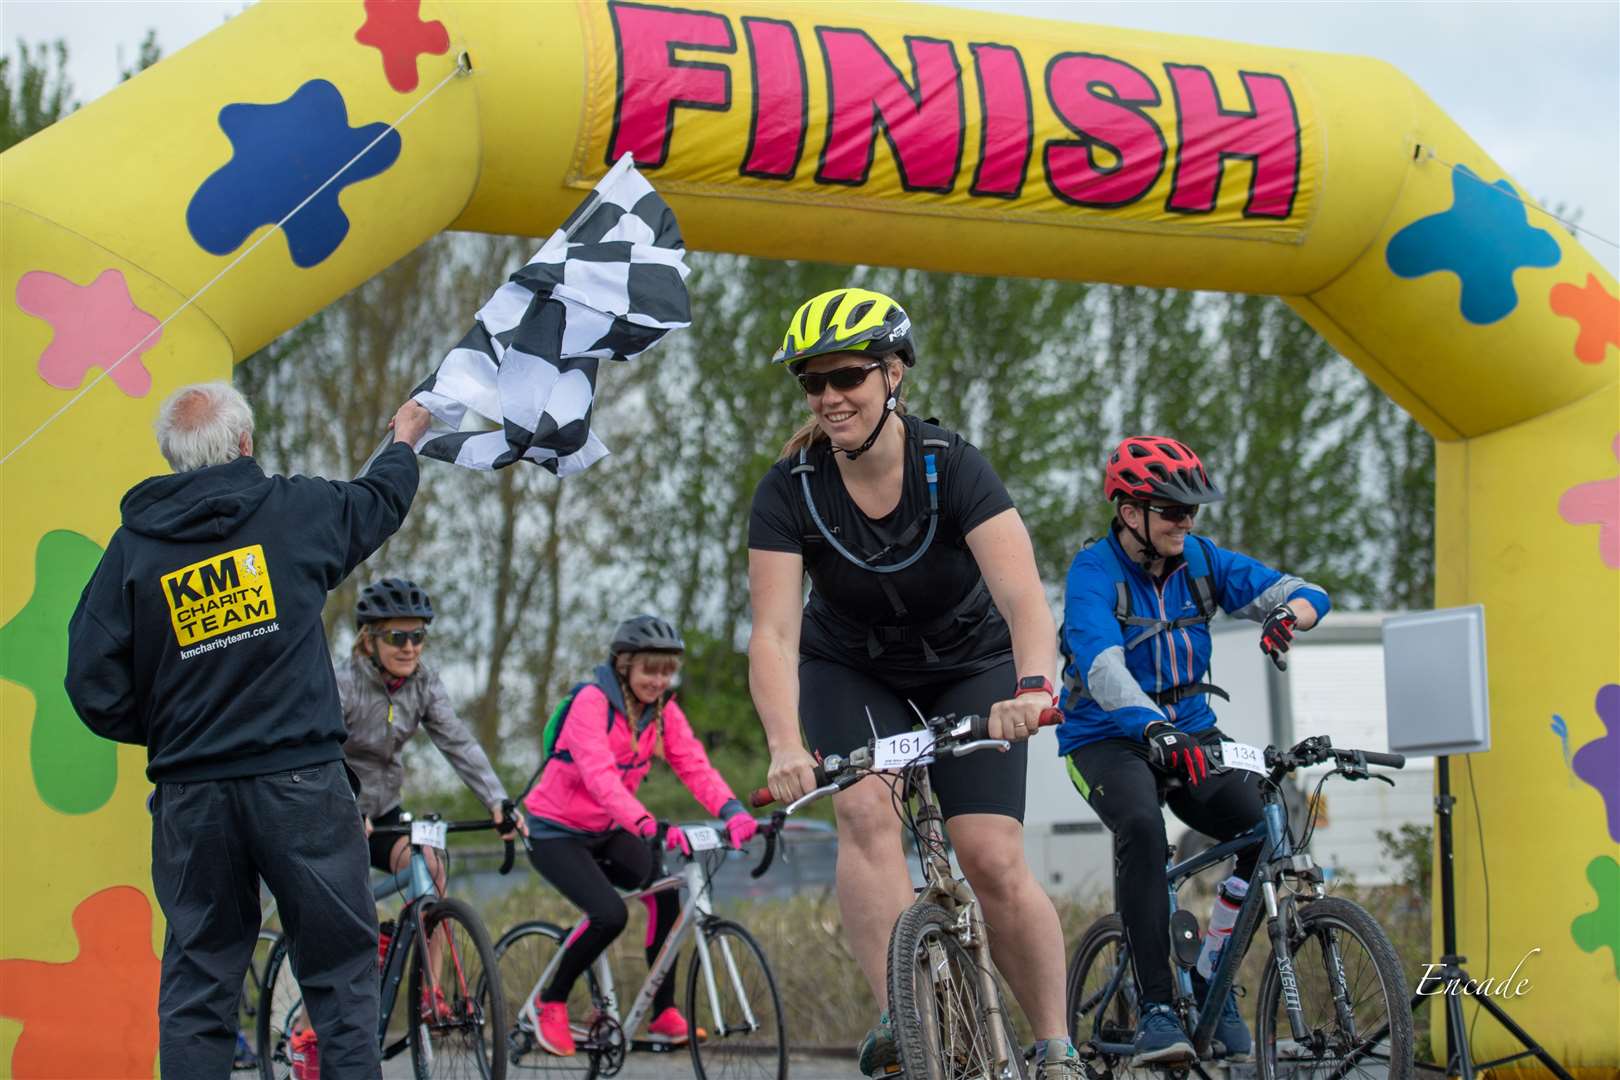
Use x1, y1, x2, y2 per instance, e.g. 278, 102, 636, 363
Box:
161, 544, 277, 645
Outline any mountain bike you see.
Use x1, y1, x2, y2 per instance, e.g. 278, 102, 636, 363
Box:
755, 711, 1057, 1080
257, 806, 520, 1079
1065, 735, 1414, 1080
496, 817, 788, 1080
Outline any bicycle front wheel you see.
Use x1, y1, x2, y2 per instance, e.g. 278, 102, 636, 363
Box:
1064, 914, 1141, 1062
1257, 895, 1413, 1080
493, 920, 602, 1080
255, 934, 302, 1080
888, 902, 1025, 1080
686, 919, 787, 1080
407, 896, 506, 1080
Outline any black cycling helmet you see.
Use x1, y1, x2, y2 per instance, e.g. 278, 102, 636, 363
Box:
355, 577, 435, 628
610, 614, 684, 655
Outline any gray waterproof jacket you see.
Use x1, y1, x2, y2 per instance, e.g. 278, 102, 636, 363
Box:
335, 654, 507, 818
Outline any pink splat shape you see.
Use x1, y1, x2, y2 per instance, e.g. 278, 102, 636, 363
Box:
1559, 434, 1620, 569
14, 269, 160, 397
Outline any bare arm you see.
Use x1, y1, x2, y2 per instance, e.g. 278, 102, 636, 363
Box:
966, 507, 1058, 739
747, 548, 819, 802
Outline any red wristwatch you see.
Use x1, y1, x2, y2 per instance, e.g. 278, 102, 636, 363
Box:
1015, 675, 1056, 703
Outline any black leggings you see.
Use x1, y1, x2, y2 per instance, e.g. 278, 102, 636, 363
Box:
525, 830, 680, 1013
1067, 730, 1264, 1004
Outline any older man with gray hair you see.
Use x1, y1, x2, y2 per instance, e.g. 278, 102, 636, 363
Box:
66, 382, 431, 1078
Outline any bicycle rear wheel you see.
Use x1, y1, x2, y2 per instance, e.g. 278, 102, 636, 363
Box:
1256, 896, 1413, 1080
686, 919, 787, 1080
407, 896, 506, 1080
256, 934, 302, 1080
492, 920, 603, 1080
888, 902, 1025, 1080
1064, 913, 1145, 1075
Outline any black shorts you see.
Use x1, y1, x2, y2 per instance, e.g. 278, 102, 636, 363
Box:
798, 656, 1025, 822
368, 806, 404, 872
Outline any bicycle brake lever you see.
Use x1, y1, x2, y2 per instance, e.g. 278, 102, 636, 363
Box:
942, 738, 1011, 758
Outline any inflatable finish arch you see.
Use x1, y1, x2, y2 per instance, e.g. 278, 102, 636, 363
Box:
2, 1, 1615, 1072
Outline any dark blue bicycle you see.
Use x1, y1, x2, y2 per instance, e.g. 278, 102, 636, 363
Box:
257, 808, 518, 1080
1065, 735, 1414, 1080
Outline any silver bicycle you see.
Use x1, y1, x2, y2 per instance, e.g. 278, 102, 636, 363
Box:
496, 819, 787, 1080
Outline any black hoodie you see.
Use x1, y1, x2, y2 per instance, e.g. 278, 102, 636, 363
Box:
65, 442, 419, 782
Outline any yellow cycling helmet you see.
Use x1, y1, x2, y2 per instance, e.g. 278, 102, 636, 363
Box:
772, 287, 916, 371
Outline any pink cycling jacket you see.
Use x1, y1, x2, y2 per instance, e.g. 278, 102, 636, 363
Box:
523, 667, 741, 834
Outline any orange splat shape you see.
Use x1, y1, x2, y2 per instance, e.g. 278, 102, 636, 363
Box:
1549, 274, 1620, 364
0, 886, 159, 1079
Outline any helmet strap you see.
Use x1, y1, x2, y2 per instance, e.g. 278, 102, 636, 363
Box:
833, 364, 898, 462
1120, 502, 1165, 570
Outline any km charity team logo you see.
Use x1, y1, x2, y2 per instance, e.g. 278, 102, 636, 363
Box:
161, 544, 278, 646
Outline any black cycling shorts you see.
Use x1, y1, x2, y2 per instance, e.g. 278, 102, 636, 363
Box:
798, 656, 1025, 822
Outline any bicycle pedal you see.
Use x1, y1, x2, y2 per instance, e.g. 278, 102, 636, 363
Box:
880, 1064, 904, 1077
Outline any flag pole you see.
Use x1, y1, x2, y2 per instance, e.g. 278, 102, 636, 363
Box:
354, 432, 395, 479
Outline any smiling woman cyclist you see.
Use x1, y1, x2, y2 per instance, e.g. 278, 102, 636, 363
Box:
518, 615, 758, 1057
337, 577, 523, 885
746, 287, 1083, 1079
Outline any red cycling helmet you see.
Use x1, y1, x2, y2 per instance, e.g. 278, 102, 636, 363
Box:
1104, 436, 1224, 505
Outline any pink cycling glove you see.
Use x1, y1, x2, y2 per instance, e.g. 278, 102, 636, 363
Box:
726, 814, 758, 850
665, 825, 693, 857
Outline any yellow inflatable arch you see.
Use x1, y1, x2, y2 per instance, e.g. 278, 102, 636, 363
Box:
2, 1, 1615, 1072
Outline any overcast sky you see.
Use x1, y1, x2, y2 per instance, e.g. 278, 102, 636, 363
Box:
3, 0, 1615, 275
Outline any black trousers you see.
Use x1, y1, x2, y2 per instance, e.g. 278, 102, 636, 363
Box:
152, 761, 379, 1079
526, 829, 680, 1014
1067, 731, 1264, 1004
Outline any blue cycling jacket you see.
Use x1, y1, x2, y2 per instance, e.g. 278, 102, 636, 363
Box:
1057, 526, 1331, 754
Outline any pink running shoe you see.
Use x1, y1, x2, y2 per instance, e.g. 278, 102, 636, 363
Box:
536, 1000, 576, 1056
646, 1006, 707, 1045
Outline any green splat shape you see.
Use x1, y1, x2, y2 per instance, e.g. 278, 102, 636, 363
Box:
1571, 855, 1620, 979
0, 530, 115, 813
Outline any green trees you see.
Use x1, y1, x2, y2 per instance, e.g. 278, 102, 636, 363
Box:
230, 248, 1433, 815
1, 40, 75, 150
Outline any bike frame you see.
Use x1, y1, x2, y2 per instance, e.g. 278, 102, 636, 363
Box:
904, 764, 1021, 1080
1080, 786, 1340, 1064
512, 848, 762, 1045
372, 843, 443, 1056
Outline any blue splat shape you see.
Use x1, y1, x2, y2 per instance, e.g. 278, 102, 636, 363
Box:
186, 80, 402, 269
1385, 164, 1561, 325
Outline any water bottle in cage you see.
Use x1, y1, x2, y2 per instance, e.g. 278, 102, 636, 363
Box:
1195, 875, 1249, 978
378, 918, 396, 970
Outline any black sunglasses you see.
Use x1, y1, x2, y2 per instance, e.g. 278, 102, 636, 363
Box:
1141, 503, 1199, 524
374, 628, 427, 648
797, 361, 883, 396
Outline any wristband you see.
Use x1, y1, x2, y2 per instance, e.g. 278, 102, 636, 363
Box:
1015, 674, 1056, 705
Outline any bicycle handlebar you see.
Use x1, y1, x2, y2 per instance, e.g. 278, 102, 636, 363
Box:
748, 710, 1059, 810
750, 815, 785, 880
369, 799, 523, 875
1262, 736, 1406, 775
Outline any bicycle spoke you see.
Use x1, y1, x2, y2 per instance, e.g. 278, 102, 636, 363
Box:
1259, 899, 1411, 1080
409, 898, 505, 1080
688, 921, 786, 1080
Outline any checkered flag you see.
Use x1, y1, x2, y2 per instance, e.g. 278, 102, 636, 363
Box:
411, 155, 691, 474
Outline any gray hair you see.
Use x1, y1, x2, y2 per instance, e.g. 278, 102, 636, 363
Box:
154, 382, 256, 472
